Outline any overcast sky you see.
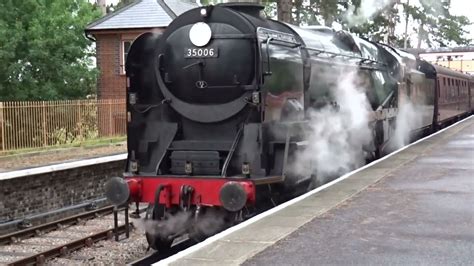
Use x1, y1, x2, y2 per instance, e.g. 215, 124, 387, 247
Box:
102, 0, 473, 42
450, 0, 474, 40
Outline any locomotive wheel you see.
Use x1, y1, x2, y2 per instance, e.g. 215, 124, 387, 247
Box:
145, 204, 173, 251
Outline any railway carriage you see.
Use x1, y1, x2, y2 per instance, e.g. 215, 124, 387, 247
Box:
433, 65, 472, 125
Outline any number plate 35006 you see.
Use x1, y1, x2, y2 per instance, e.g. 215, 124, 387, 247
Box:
184, 47, 218, 58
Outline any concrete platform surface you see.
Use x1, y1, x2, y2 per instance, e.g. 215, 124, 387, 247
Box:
162, 116, 473, 266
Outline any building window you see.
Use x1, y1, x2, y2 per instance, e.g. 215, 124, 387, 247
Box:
121, 40, 133, 74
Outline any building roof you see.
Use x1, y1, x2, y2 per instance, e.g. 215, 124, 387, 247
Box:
86, 0, 197, 31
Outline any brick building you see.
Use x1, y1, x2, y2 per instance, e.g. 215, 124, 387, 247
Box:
85, 0, 197, 99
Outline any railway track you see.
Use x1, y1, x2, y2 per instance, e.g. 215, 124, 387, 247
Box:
0, 206, 132, 265
130, 237, 196, 265
0, 206, 116, 246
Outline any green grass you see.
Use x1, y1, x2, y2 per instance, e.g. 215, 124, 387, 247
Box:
0, 136, 126, 157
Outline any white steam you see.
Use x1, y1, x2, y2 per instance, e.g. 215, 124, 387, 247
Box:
345, 0, 394, 27
292, 70, 373, 183
388, 100, 424, 151
132, 212, 191, 238
132, 208, 226, 240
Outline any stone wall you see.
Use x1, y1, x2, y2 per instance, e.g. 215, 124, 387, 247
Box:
0, 160, 125, 233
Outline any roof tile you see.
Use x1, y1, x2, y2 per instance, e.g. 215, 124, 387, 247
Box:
86, 0, 197, 31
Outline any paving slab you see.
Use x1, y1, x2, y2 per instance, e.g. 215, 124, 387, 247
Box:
245, 117, 474, 265
165, 116, 473, 266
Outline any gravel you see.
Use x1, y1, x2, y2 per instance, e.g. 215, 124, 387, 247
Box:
0, 212, 151, 265
48, 226, 150, 265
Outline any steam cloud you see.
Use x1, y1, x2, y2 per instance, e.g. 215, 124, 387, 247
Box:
291, 70, 373, 185
291, 68, 426, 186
387, 99, 424, 151
132, 207, 226, 240
345, 0, 394, 27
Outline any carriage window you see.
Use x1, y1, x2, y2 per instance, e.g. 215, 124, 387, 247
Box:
443, 77, 446, 86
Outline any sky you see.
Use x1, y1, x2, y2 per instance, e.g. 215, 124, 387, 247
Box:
450, 0, 474, 40
101, 0, 473, 44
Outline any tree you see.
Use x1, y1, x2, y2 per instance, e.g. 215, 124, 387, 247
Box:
269, 0, 471, 48
347, 1, 402, 45
405, 0, 471, 48
106, 0, 135, 13
0, 0, 101, 101
277, 0, 293, 23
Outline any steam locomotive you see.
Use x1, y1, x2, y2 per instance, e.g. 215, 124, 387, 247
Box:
105, 2, 473, 250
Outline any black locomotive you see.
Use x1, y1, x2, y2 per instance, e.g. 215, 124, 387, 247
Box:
105, 2, 473, 251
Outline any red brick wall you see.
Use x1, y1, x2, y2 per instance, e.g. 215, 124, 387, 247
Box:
92, 29, 165, 100
95, 33, 126, 99
91, 29, 165, 136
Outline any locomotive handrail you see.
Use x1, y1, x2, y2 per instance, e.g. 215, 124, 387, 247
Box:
264, 37, 273, 76
263, 38, 302, 48
377, 90, 396, 111
309, 56, 384, 71
257, 27, 301, 48
304, 46, 386, 68
221, 125, 244, 176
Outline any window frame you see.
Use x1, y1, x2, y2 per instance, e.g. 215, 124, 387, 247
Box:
120, 39, 133, 75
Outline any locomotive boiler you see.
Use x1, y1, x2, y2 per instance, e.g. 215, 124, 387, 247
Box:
104, 2, 473, 251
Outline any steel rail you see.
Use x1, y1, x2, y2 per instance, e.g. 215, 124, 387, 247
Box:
7, 224, 129, 266
0, 206, 114, 245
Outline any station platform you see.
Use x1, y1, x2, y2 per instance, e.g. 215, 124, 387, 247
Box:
0, 141, 126, 173
161, 116, 474, 265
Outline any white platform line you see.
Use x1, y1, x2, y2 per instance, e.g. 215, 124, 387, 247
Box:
0, 153, 127, 181
156, 115, 472, 265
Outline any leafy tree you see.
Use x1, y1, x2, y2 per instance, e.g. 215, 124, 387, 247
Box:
347, 1, 402, 45
404, 0, 471, 48
268, 0, 471, 48
277, 0, 293, 23
304, 0, 342, 26
106, 0, 135, 13
0, 0, 101, 101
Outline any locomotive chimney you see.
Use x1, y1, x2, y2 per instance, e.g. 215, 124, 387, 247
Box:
217, 1, 264, 17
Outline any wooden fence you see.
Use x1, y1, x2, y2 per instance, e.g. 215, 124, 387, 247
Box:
0, 99, 126, 152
